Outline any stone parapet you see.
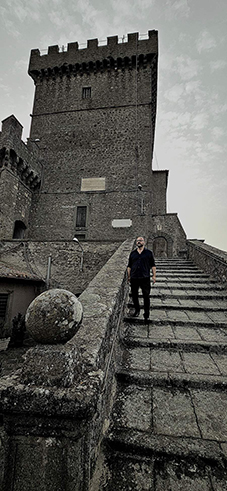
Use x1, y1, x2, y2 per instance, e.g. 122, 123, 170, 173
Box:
28, 31, 158, 82
0, 238, 133, 490
187, 239, 227, 283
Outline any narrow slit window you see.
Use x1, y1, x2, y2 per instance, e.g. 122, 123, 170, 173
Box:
76, 206, 87, 228
82, 87, 91, 99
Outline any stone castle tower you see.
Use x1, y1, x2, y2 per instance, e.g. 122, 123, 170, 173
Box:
0, 31, 186, 257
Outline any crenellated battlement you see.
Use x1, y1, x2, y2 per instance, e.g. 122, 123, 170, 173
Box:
28, 30, 158, 81
0, 147, 41, 190
0, 116, 42, 190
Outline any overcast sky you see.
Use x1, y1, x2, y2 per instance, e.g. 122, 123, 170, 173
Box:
0, 0, 226, 251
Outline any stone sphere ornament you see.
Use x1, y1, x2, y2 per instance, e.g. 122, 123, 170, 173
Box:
25, 289, 83, 344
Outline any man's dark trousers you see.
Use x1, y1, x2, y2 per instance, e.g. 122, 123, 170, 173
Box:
130, 277, 151, 318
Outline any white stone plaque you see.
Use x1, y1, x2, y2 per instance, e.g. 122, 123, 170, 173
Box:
81, 177, 105, 191
112, 219, 132, 228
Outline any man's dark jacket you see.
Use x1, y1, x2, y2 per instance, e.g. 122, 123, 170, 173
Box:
128, 248, 155, 279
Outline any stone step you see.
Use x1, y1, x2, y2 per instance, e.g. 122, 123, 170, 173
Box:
105, 429, 227, 489
106, 428, 227, 468
105, 258, 227, 488
107, 380, 227, 484
157, 272, 210, 277
132, 291, 227, 300
122, 322, 227, 344
119, 344, 227, 378
116, 368, 227, 390
128, 299, 227, 311
155, 278, 217, 285
121, 336, 227, 353
155, 259, 193, 264
152, 283, 226, 290
124, 313, 227, 328
156, 267, 202, 273
104, 258, 227, 488
104, 435, 227, 489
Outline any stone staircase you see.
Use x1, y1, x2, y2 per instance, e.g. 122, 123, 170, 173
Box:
104, 259, 227, 490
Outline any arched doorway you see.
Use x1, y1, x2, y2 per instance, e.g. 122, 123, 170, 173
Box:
153, 236, 168, 258
13, 220, 26, 239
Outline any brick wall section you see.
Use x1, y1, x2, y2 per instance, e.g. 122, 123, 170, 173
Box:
187, 240, 227, 283
0, 240, 121, 294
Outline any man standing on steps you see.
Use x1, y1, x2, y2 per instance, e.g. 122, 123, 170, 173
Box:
127, 236, 156, 323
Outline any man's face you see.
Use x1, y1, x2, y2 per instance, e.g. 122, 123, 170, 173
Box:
136, 237, 145, 248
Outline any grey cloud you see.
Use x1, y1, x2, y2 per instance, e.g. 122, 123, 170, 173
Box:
210, 60, 227, 72
196, 30, 217, 53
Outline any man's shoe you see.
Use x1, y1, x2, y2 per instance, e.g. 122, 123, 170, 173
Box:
144, 315, 150, 324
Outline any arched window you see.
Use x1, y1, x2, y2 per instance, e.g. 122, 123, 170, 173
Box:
13, 220, 26, 239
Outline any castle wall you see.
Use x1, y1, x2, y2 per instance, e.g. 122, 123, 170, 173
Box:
0, 30, 187, 256
0, 169, 20, 239
0, 116, 42, 240
27, 32, 158, 241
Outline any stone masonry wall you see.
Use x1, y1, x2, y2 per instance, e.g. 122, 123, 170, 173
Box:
28, 78, 154, 241
152, 170, 168, 215
0, 169, 33, 239
0, 116, 42, 240
0, 115, 42, 177
149, 214, 187, 257
187, 239, 227, 283
0, 240, 120, 294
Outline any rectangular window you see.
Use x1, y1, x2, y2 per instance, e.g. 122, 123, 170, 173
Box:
76, 206, 87, 228
0, 293, 8, 323
82, 87, 91, 99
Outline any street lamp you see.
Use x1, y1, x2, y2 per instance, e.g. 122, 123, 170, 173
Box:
73, 237, 84, 271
